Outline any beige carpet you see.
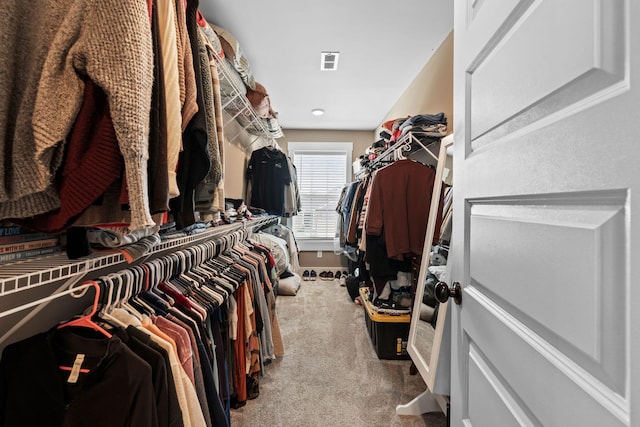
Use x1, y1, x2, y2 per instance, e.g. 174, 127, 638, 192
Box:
230, 276, 448, 427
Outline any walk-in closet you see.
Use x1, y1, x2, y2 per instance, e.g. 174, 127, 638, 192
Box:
2, 1, 639, 427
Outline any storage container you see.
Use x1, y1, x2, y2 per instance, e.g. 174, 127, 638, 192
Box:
360, 288, 411, 360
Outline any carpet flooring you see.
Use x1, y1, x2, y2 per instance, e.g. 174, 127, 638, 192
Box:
230, 276, 448, 427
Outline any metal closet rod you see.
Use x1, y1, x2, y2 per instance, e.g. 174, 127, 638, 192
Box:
356, 133, 440, 179
0, 216, 279, 297
0, 215, 278, 321
375, 133, 439, 165
0, 282, 94, 320
96, 227, 249, 294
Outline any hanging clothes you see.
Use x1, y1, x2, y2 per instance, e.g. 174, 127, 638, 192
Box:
0, 328, 157, 427
365, 159, 442, 261
333, 181, 360, 261
0, 0, 155, 230
362, 159, 444, 295
0, 223, 286, 427
246, 147, 292, 216
283, 160, 301, 217
169, 0, 213, 230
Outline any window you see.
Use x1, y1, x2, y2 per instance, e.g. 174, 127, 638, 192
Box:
288, 142, 352, 250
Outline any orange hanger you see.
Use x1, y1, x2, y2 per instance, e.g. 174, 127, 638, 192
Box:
57, 281, 112, 338
58, 366, 90, 374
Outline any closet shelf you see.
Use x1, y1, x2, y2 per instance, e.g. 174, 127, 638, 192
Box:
356, 131, 441, 179
212, 53, 282, 152
399, 132, 440, 161
0, 216, 278, 298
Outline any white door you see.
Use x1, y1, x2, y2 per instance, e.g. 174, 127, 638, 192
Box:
450, 0, 638, 426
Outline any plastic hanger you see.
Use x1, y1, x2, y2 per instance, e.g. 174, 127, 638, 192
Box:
147, 260, 160, 290
56, 281, 111, 375
99, 278, 113, 313
140, 260, 167, 303
119, 270, 146, 319
172, 250, 225, 308
57, 281, 112, 338
146, 260, 174, 306
130, 266, 157, 315
95, 276, 128, 328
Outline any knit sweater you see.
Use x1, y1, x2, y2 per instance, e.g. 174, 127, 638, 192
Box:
195, 25, 227, 215
17, 80, 123, 234
0, 0, 155, 231
156, 0, 184, 199
198, 29, 222, 185
174, 0, 199, 130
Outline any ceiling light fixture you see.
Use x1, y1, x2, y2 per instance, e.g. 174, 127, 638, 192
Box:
311, 108, 325, 116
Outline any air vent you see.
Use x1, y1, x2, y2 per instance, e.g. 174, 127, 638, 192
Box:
321, 51, 339, 71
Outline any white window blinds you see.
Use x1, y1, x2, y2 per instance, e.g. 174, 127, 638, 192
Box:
288, 142, 352, 241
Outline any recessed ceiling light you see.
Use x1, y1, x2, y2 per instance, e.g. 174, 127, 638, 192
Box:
311, 108, 325, 116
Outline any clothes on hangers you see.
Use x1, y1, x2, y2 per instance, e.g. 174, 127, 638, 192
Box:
245, 147, 300, 216
336, 127, 447, 297
0, 0, 155, 231
366, 159, 443, 261
333, 181, 361, 261
1, 0, 235, 238
361, 159, 444, 295
283, 161, 301, 217
0, 227, 284, 426
0, 328, 158, 427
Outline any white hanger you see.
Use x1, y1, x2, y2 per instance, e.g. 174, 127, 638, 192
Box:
119, 270, 145, 319
129, 266, 156, 315
97, 275, 128, 328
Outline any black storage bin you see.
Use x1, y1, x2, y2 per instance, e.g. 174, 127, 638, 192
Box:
359, 288, 411, 360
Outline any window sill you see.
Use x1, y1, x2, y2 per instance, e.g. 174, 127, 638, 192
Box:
296, 239, 334, 252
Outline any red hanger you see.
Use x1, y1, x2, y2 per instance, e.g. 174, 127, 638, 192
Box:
57, 281, 112, 338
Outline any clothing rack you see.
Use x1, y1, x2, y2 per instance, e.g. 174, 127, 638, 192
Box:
0, 215, 279, 350
2, 224, 247, 316
0, 216, 277, 299
0, 215, 285, 425
355, 131, 440, 180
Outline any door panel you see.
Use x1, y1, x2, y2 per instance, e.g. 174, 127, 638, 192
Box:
467, 0, 626, 148
468, 193, 626, 388
451, 0, 637, 425
462, 290, 628, 426
468, 342, 541, 426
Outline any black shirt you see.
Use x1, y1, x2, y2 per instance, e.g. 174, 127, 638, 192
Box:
246, 147, 291, 216
0, 327, 156, 427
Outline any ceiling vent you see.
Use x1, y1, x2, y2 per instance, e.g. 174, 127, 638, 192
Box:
321, 51, 339, 71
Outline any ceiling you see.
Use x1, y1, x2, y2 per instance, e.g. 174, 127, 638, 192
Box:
199, 0, 454, 131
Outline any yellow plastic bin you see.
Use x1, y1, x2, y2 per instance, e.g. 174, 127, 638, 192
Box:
359, 287, 411, 360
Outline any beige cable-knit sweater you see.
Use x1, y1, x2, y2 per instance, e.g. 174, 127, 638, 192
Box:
156, 0, 183, 199
0, 0, 155, 230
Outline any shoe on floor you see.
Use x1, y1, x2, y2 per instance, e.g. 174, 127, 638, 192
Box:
335, 271, 342, 280
302, 270, 310, 281
310, 270, 317, 281
339, 276, 346, 287
319, 271, 334, 281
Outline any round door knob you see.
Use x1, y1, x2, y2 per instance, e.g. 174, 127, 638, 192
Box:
434, 281, 462, 305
